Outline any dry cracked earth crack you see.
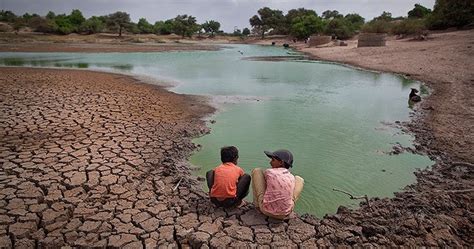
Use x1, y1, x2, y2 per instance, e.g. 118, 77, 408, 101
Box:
0, 67, 471, 248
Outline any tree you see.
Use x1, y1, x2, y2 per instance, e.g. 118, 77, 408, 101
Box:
344, 13, 365, 31
54, 14, 74, 34
408, 4, 432, 18
137, 18, 154, 34
202, 20, 220, 37
107, 11, 131, 37
68, 9, 85, 27
426, 0, 474, 29
324, 18, 353, 39
46, 11, 56, 20
322, 10, 343, 20
154, 20, 173, 35
233, 28, 241, 36
171, 15, 199, 38
242, 27, 250, 36
0, 10, 17, 22
290, 14, 324, 40
22, 13, 33, 21
285, 8, 318, 34
373, 11, 393, 22
249, 7, 285, 38
80, 16, 105, 34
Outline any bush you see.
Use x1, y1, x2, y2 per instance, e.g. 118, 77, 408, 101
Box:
324, 18, 354, 39
28, 16, 55, 33
361, 20, 392, 33
426, 0, 474, 29
391, 19, 426, 36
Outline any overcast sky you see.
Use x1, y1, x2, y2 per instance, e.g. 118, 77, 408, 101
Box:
1, 0, 435, 32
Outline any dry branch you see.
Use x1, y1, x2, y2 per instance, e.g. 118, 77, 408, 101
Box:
173, 177, 183, 192
333, 188, 372, 210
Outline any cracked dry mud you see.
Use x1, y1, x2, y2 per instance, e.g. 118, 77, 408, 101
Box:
0, 67, 472, 248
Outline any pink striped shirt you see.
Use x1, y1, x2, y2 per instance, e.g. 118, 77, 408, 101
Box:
262, 168, 295, 216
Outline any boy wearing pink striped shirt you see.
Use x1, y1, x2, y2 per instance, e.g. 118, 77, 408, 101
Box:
251, 149, 304, 219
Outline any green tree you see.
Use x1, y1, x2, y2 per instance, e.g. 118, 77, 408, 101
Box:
324, 18, 353, 39
22, 13, 33, 21
107, 11, 131, 37
426, 0, 474, 29
46, 11, 56, 20
68, 9, 85, 27
290, 14, 324, 40
154, 20, 173, 35
285, 8, 317, 34
373, 11, 393, 22
344, 13, 365, 31
249, 7, 285, 38
80, 16, 105, 34
242, 27, 250, 36
322, 10, 343, 19
54, 14, 74, 34
233, 28, 241, 36
127, 23, 141, 34
0, 10, 17, 22
202, 20, 220, 37
137, 18, 154, 34
172, 15, 199, 38
408, 4, 432, 18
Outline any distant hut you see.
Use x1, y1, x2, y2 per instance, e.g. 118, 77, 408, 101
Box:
358, 33, 387, 47
308, 35, 332, 47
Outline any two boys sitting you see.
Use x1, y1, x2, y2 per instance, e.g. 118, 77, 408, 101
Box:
206, 146, 304, 219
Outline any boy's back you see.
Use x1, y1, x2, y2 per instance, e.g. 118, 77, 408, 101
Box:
206, 146, 251, 208
210, 162, 244, 199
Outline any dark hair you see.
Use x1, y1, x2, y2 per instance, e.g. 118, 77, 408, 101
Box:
221, 146, 239, 163
273, 157, 291, 169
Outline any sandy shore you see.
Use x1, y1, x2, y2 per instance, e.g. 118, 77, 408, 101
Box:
0, 30, 473, 247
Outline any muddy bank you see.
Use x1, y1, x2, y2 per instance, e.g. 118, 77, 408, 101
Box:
0, 32, 221, 53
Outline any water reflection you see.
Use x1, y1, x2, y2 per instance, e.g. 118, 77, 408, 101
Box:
0, 57, 133, 71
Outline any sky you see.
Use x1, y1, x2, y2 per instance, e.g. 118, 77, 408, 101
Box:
1, 0, 436, 32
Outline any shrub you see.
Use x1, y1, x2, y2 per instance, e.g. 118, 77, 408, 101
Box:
361, 20, 392, 33
426, 0, 474, 29
391, 19, 426, 36
324, 18, 354, 39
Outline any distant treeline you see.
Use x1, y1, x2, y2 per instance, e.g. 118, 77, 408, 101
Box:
0, 0, 472, 39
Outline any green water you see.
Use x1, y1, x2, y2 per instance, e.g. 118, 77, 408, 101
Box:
0, 45, 432, 217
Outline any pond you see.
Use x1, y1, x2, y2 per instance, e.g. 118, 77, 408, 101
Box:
0, 44, 432, 217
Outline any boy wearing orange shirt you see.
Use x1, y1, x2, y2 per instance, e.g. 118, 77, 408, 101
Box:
206, 146, 251, 208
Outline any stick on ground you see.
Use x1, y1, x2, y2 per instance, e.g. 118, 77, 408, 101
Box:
333, 188, 372, 209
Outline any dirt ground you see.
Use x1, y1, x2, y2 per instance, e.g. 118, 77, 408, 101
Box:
0, 32, 225, 52
0, 30, 472, 247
